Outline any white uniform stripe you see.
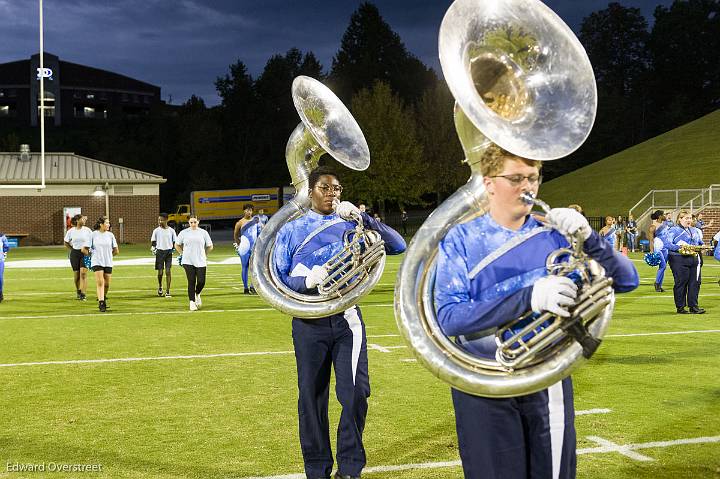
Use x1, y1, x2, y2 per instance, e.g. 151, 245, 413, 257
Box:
344, 306, 363, 386
547, 381, 565, 479
696, 262, 701, 282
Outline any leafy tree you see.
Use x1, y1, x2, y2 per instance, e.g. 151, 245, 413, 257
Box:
415, 80, 467, 203
339, 81, 426, 214
253, 49, 324, 186
647, 0, 720, 133
330, 2, 435, 105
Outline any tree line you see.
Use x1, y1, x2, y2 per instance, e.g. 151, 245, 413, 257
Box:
1, 0, 717, 214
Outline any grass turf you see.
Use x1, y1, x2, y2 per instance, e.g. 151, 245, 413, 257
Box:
539, 109, 720, 217
0, 245, 719, 478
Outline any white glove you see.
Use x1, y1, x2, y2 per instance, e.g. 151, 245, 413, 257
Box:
151, 246, 157, 255
531, 275, 578, 318
235, 236, 250, 256
335, 201, 360, 221
546, 208, 592, 240
305, 265, 329, 289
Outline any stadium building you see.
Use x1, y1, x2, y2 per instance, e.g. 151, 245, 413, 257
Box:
0, 147, 166, 245
0, 52, 160, 127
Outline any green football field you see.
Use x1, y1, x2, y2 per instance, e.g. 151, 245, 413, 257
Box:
1, 245, 719, 478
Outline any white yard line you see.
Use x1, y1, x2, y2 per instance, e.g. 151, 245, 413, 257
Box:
235, 435, 720, 479
607, 329, 720, 338
584, 436, 654, 461
576, 408, 612, 416
0, 303, 396, 321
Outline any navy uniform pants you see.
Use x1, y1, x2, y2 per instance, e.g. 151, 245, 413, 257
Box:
668, 253, 701, 309
292, 306, 370, 478
452, 377, 576, 479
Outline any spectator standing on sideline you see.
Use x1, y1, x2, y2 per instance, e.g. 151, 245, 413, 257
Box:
626, 214, 638, 253
151, 213, 177, 297
0, 232, 8, 303
400, 209, 409, 235
63, 214, 92, 300
615, 215, 626, 251
84, 216, 119, 313
176, 215, 213, 311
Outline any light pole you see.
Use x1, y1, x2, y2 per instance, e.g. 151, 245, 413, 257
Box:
39, 0, 46, 189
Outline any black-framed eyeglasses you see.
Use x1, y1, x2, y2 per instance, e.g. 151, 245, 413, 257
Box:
489, 174, 543, 186
316, 183, 343, 195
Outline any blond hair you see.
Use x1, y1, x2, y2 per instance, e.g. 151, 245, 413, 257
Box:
480, 144, 542, 177
677, 210, 691, 221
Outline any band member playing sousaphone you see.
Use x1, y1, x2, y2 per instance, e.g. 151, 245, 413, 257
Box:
274, 165, 405, 479
665, 210, 709, 314
393, 0, 640, 477
434, 146, 638, 478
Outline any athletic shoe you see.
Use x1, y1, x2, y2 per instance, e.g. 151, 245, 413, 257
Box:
99, 300, 107, 312
654, 283, 665, 293
677, 308, 690, 314
189, 301, 198, 311
79, 293, 87, 301
157, 287, 164, 297
76, 290, 82, 300
690, 307, 706, 314
0, 292, 3, 303
249, 286, 257, 295
195, 293, 202, 308
244, 289, 250, 295
164, 291, 172, 298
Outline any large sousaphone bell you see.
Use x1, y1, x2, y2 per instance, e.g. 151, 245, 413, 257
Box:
251, 76, 386, 318
395, 0, 610, 398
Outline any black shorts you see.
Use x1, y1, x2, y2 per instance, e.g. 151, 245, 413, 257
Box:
155, 249, 173, 271
92, 266, 113, 274
69, 249, 87, 272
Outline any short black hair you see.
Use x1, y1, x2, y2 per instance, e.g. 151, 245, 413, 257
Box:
650, 210, 664, 220
159, 212, 168, 219
71, 213, 83, 226
243, 203, 254, 211
308, 165, 340, 191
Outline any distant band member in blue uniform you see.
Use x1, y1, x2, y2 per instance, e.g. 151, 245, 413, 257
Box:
648, 210, 669, 292
0, 232, 9, 303
598, 216, 616, 250
234, 204, 258, 295
665, 210, 706, 314
434, 146, 639, 479
274, 166, 406, 479
255, 208, 269, 228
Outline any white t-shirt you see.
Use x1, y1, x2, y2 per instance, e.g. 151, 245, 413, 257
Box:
64, 226, 93, 250
151, 226, 177, 250
176, 228, 212, 267
90, 231, 118, 268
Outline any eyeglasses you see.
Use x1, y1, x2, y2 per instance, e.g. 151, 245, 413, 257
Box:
316, 184, 343, 195
489, 174, 543, 186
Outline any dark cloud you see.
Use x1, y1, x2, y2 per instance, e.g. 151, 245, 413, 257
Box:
0, 0, 672, 106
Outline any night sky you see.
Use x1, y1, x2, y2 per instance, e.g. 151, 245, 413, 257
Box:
1, 0, 673, 105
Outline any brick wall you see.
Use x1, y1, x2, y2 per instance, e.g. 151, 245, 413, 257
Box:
0, 195, 158, 245
700, 207, 720, 243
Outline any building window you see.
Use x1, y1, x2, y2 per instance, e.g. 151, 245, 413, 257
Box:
8, 89, 17, 98
84, 107, 96, 118
121, 93, 129, 102
0, 90, 5, 98
0, 105, 9, 116
86, 92, 95, 100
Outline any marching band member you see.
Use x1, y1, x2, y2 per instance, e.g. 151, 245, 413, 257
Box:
0, 231, 8, 303
434, 146, 638, 479
648, 210, 669, 292
255, 208, 269, 228
151, 213, 177, 297
175, 215, 213, 311
599, 215, 616, 250
84, 216, 119, 313
233, 204, 258, 294
273, 165, 405, 479
665, 210, 705, 314
63, 214, 92, 300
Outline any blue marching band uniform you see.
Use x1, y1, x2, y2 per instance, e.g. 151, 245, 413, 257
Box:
653, 221, 669, 289
0, 233, 9, 301
274, 209, 405, 479
237, 216, 261, 292
664, 224, 705, 313
435, 214, 638, 479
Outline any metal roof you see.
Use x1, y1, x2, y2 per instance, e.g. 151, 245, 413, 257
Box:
0, 152, 166, 184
